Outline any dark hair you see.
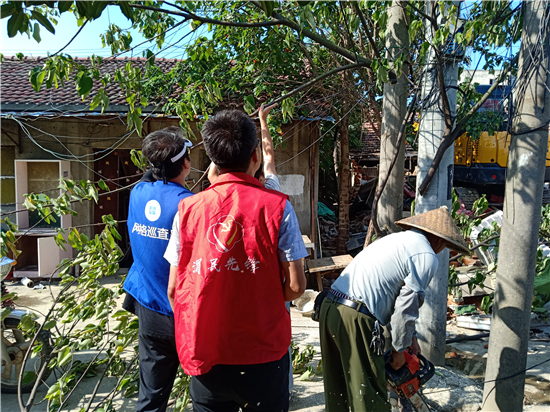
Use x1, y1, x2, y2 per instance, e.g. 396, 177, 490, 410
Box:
201, 110, 258, 172
142, 127, 190, 182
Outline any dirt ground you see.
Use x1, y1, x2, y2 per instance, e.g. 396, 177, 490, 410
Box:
2, 276, 550, 411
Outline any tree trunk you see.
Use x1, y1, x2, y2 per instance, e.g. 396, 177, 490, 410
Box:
482, 2, 550, 410
378, 0, 409, 233
336, 111, 350, 255
333, 133, 340, 193
414, 1, 460, 367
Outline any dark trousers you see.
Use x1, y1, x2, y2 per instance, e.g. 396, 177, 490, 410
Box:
123, 295, 179, 412
189, 353, 290, 412
319, 298, 389, 412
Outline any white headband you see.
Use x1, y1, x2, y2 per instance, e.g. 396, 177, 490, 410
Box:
170, 140, 193, 163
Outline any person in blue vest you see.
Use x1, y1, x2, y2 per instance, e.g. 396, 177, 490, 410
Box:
123, 126, 194, 412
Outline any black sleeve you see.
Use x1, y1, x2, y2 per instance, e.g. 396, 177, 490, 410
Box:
140, 170, 156, 183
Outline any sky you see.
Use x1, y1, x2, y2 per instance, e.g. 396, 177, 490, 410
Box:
0, 3, 517, 69
0, 7, 198, 60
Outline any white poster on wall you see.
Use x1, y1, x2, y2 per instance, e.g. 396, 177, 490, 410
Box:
278, 174, 305, 196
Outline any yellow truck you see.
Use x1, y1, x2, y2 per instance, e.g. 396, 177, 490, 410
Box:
454, 130, 550, 194
453, 84, 550, 195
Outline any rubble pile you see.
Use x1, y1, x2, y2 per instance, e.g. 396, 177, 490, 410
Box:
319, 212, 370, 257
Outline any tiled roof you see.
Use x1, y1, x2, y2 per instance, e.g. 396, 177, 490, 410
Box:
351, 120, 416, 159
0, 56, 334, 120
1, 56, 180, 111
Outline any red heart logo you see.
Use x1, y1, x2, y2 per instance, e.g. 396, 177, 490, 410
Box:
207, 215, 243, 253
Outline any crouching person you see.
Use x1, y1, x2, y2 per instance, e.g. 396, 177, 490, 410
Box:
123, 127, 194, 412
319, 206, 470, 411
165, 110, 308, 412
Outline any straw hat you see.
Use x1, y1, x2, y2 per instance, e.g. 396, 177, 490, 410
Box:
395, 206, 470, 254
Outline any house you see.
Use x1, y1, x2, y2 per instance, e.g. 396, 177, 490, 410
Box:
1, 56, 323, 276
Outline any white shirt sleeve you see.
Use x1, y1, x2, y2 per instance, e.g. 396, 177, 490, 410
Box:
163, 212, 180, 267
404, 252, 439, 294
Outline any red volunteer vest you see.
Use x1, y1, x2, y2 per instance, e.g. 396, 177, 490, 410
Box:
174, 172, 290, 375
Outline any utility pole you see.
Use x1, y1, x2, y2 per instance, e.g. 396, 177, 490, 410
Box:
414, 1, 460, 366
378, 0, 409, 233
482, 2, 550, 410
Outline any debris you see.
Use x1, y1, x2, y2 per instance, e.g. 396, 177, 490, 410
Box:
33, 282, 45, 290
346, 232, 367, 252
21, 277, 35, 288
422, 366, 482, 412
445, 333, 490, 344
470, 210, 502, 266
455, 304, 477, 316
318, 202, 337, 222
461, 256, 480, 267
456, 314, 492, 331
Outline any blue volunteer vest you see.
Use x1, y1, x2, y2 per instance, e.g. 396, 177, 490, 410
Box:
124, 180, 194, 316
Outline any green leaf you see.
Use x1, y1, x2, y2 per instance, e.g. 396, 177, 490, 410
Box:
89, 93, 101, 110
77, 75, 93, 96
89, 1, 107, 19
243, 95, 255, 114
88, 184, 99, 203
98, 180, 109, 191
299, 366, 313, 381
31, 10, 55, 34
535, 261, 550, 302
1, 307, 12, 322
46, 382, 60, 399
1, 292, 17, 302
118, 1, 134, 22
57, 346, 72, 367
32, 22, 41, 42
7, 12, 25, 38
19, 313, 35, 332
0, 3, 16, 19
58, 1, 73, 13
23, 197, 37, 211
21, 371, 37, 386
304, 8, 315, 29
43, 319, 56, 330
75, 1, 89, 17
259, 1, 275, 16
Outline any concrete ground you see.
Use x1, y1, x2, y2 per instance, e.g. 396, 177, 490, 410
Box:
2, 276, 549, 411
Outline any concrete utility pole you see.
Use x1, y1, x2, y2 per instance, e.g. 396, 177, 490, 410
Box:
378, 0, 409, 233
414, 1, 460, 366
482, 2, 550, 410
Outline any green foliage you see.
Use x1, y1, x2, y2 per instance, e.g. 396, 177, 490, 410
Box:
451, 189, 490, 240
533, 248, 550, 308
291, 341, 316, 374
1, 176, 190, 411
0, 1, 527, 407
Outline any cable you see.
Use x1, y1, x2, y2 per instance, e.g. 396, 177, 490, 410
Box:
276, 95, 368, 168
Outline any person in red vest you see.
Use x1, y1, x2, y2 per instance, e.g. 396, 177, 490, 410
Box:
165, 109, 308, 412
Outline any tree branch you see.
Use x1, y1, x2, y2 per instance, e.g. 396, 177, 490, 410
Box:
407, 2, 437, 26
250, 62, 370, 115
262, 6, 372, 67
130, 2, 378, 77
364, 92, 419, 248
417, 53, 519, 195
128, 3, 283, 27
49, 20, 88, 59
352, 2, 380, 58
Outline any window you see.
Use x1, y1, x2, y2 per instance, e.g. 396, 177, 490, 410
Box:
15, 160, 71, 230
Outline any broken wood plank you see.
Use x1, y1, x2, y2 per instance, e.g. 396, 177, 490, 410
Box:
302, 235, 314, 250
307, 255, 353, 273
